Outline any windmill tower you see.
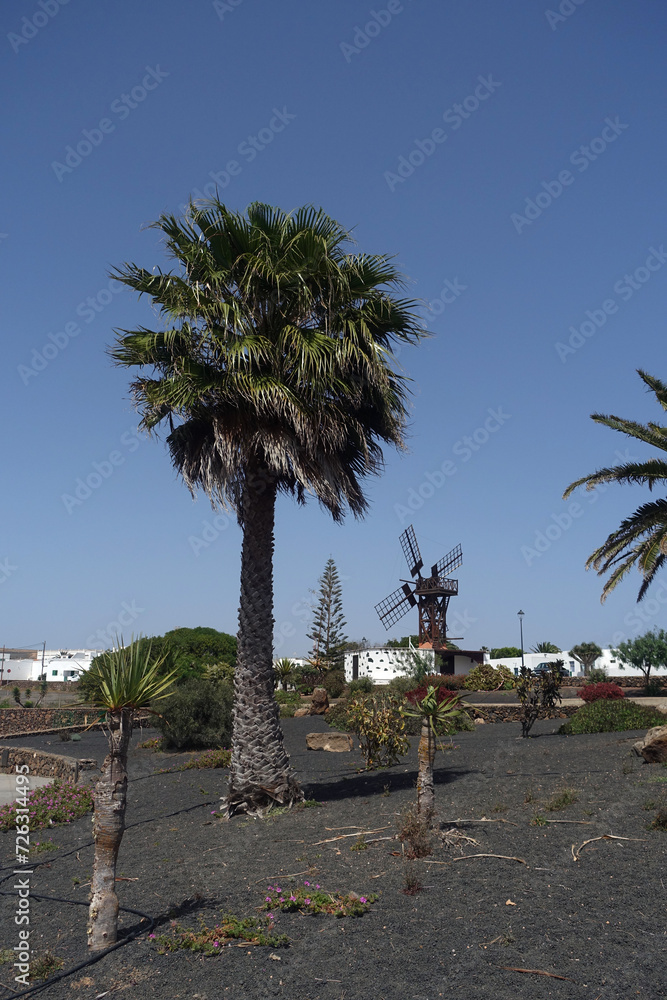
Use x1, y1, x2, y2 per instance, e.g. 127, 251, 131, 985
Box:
374, 525, 463, 649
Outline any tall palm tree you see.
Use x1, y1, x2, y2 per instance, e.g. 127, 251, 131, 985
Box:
111, 201, 425, 816
563, 370, 667, 602
85, 640, 176, 951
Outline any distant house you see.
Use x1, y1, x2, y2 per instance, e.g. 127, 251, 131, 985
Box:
0, 649, 98, 684
487, 649, 666, 678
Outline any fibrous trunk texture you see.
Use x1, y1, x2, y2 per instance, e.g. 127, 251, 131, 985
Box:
88, 708, 132, 950
416, 719, 435, 821
225, 472, 303, 817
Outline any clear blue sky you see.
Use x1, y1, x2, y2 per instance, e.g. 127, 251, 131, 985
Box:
2, 0, 666, 656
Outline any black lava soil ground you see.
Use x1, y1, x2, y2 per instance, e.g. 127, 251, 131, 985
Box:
1, 716, 666, 1000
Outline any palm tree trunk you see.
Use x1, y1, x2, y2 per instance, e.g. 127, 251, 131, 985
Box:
225, 470, 303, 816
88, 708, 132, 951
416, 719, 435, 821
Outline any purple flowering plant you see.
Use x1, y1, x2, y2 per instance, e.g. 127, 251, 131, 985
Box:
0, 780, 93, 832
262, 882, 377, 918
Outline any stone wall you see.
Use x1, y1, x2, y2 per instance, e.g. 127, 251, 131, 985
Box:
0, 708, 98, 737
561, 676, 656, 689
0, 679, 80, 692
0, 746, 82, 782
467, 704, 580, 724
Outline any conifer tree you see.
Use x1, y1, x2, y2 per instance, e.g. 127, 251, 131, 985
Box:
307, 558, 348, 671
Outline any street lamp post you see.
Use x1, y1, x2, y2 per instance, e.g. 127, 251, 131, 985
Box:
517, 610, 525, 671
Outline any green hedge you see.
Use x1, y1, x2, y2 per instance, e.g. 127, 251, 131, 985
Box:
560, 700, 667, 734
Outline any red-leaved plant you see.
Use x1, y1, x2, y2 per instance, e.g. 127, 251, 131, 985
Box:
578, 682, 625, 703
405, 685, 457, 706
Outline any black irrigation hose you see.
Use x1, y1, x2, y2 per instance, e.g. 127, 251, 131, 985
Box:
0, 892, 154, 999
0, 798, 215, 883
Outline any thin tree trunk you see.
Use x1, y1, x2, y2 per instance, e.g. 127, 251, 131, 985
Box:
88, 708, 132, 950
225, 470, 303, 817
416, 719, 435, 821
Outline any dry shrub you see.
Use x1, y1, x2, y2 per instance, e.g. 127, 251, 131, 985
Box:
396, 803, 433, 858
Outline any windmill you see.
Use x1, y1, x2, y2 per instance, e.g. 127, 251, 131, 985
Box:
374, 525, 463, 649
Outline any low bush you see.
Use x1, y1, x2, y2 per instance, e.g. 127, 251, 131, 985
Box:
464, 664, 515, 691
421, 673, 464, 690
322, 670, 346, 699
578, 682, 625, 703
155, 678, 233, 751
649, 807, 667, 831
274, 689, 301, 706
347, 676, 374, 695
396, 803, 433, 858
325, 702, 353, 731
582, 667, 609, 685
347, 693, 410, 769
560, 700, 667, 735
644, 679, 666, 697
387, 675, 417, 696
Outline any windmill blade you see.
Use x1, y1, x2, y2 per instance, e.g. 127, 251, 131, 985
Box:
375, 584, 417, 630
432, 544, 463, 579
400, 525, 423, 577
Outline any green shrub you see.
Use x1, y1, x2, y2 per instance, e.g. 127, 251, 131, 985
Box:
274, 689, 301, 705
325, 702, 354, 731
560, 700, 667, 735
322, 670, 346, 699
387, 675, 417, 696
155, 678, 233, 750
203, 662, 235, 685
583, 667, 609, 685
644, 678, 666, 697
464, 664, 515, 691
279, 704, 296, 718
347, 694, 409, 769
347, 676, 374, 695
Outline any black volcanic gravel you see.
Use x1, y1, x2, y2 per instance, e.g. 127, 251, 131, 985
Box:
1, 716, 666, 999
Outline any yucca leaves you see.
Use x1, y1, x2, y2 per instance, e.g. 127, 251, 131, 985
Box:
84, 639, 178, 712
564, 369, 667, 602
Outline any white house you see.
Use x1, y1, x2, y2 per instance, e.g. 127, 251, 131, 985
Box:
0, 649, 98, 684
343, 646, 485, 685
488, 648, 666, 679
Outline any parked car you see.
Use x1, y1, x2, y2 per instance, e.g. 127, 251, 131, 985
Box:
532, 661, 570, 678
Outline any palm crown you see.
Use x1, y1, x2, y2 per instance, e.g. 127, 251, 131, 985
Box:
111, 201, 424, 520
563, 369, 667, 602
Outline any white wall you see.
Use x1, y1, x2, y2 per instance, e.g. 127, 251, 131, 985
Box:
488, 649, 665, 678
344, 647, 433, 685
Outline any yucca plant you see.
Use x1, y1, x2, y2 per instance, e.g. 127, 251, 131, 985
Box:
401, 685, 464, 820
85, 639, 177, 951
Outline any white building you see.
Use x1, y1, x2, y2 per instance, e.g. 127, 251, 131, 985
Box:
343, 646, 485, 685
488, 648, 666, 679
0, 649, 98, 684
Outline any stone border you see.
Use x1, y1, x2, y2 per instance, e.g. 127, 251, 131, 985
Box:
467, 705, 580, 724
0, 745, 83, 782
